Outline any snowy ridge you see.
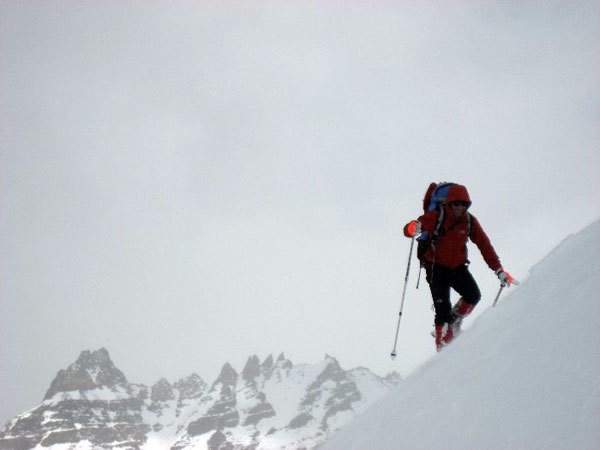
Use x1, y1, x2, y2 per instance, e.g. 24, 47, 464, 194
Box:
0, 351, 399, 449
321, 219, 600, 450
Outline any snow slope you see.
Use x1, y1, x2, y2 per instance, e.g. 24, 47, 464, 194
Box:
322, 219, 600, 450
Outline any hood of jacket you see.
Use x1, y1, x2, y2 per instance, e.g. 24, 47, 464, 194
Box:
446, 184, 471, 205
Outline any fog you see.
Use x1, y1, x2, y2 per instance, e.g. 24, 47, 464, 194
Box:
1, 0, 598, 426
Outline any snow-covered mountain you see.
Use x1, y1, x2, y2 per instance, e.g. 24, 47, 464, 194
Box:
0, 350, 399, 449
321, 219, 600, 450
3, 219, 598, 450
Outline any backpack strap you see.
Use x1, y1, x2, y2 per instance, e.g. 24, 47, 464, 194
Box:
432, 206, 445, 237
466, 212, 472, 237
436, 209, 472, 238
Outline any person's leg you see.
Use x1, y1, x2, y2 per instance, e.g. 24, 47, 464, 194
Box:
447, 265, 482, 339
426, 264, 452, 350
426, 264, 453, 324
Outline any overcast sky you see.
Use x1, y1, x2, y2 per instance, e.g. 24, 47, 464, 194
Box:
1, 0, 599, 426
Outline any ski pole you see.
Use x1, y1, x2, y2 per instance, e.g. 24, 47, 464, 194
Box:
390, 234, 416, 360
492, 284, 505, 307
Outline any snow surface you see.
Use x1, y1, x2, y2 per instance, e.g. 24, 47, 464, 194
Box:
44, 387, 131, 404
322, 219, 600, 450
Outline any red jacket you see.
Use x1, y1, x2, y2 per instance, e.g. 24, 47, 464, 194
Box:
404, 207, 502, 271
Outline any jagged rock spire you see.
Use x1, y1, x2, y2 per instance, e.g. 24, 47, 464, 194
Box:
261, 354, 274, 371
242, 355, 260, 382
44, 348, 127, 399
212, 362, 237, 390
2, 348, 401, 450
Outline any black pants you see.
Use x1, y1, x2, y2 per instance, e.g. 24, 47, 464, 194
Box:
425, 263, 481, 325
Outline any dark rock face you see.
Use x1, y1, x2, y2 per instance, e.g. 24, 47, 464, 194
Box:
1, 392, 149, 449
2, 349, 145, 449
44, 348, 128, 399
187, 409, 240, 437
212, 362, 238, 390
174, 374, 206, 400
207, 430, 234, 450
40, 423, 148, 448
288, 412, 314, 429
0, 349, 400, 450
184, 362, 241, 436
243, 397, 276, 426
151, 378, 175, 402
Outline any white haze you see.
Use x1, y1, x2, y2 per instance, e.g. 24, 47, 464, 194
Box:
323, 219, 600, 449
1, 1, 599, 427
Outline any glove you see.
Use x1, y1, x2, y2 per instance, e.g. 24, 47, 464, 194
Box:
495, 268, 514, 287
405, 220, 421, 237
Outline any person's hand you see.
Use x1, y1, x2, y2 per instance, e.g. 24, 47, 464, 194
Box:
495, 268, 514, 286
405, 220, 421, 237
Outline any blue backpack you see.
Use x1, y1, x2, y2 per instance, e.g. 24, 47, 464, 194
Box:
422, 181, 456, 213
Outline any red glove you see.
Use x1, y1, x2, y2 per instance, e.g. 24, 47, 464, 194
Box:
495, 268, 514, 286
404, 220, 421, 237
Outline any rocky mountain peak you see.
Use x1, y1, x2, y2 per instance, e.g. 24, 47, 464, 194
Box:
241, 355, 260, 382
275, 352, 292, 370
261, 354, 274, 372
44, 348, 127, 400
151, 378, 175, 402
76, 347, 110, 366
307, 355, 345, 391
212, 362, 237, 389
2, 350, 400, 450
174, 373, 206, 400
